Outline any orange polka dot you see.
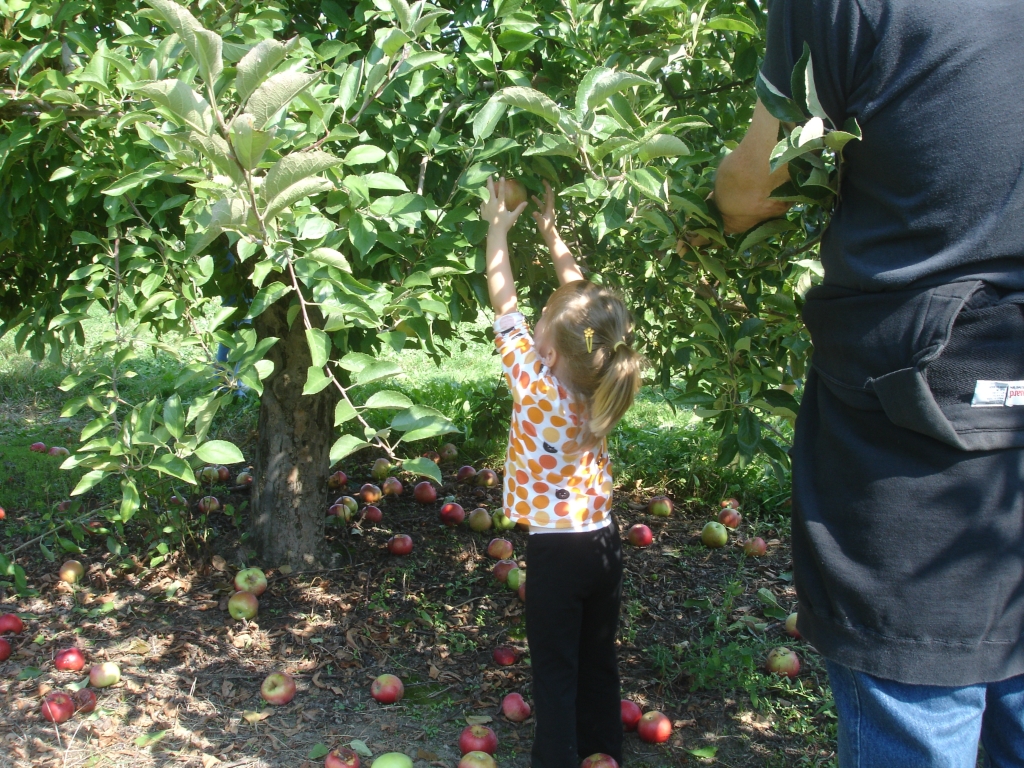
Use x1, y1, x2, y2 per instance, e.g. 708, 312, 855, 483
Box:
516, 470, 529, 486
522, 394, 535, 406
527, 407, 544, 424
519, 372, 530, 389
534, 510, 551, 526
503, 353, 515, 367
555, 519, 572, 529
542, 427, 561, 443
516, 485, 528, 500
550, 415, 567, 428
522, 421, 537, 437
522, 434, 537, 452
527, 459, 543, 475
547, 472, 563, 485
561, 465, 576, 478
594, 496, 606, 509
566, 427, 579, 439
564, 440, 579, 454
508, 477, 517, 490
533, 482, 550, 494
539, 455, 558, 470
554, 501, 570, 517
592, 510, 605, 523
535, 496, 549, 509
538, 399, 553, 412
506, 492, 515, 507
515, 501, 531, 516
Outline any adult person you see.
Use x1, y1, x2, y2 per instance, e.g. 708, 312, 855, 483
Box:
713, 1, 1024, 765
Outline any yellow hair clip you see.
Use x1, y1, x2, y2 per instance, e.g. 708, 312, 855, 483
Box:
584, 327, 594, 354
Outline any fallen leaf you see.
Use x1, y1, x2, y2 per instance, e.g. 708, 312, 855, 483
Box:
278, 564, 293, 575
416, 748, 439, 761
350, 739, 373, 757
312, 671, 328, 689
428, 664, 440, 680
465, 714, 493, 725
201, 755, 221, 768
309, 743, 330, 759
134, 730, 168, 748
211, 556, 226, 571
242, 710, 272, 725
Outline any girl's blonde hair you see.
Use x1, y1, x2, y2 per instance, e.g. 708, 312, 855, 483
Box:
542, 280, 644, 447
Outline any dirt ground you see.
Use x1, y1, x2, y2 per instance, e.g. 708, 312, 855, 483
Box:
0, 460, 833, 768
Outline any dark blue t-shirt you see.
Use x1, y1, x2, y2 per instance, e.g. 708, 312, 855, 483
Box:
762, 0, 1024, 292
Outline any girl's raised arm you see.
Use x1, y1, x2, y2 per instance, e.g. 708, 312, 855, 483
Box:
532, 180, 584, 286
482, 176, 528, 317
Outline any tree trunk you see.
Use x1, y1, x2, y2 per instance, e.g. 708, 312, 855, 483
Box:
250, 297, 337, 568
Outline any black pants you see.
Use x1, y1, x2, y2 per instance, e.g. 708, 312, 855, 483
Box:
525, 521, 623, 767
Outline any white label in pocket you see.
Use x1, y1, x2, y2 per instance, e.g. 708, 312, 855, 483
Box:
971, 380, 1024, 407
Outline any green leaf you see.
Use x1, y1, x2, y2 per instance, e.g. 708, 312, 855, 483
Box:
364, 390, 413, 409
194, 440, 245, 464
132, 79, 213, 133
264, 177, 334, 223
150, 454, 197, 483
737, 410, 760, 452
350, 740, 373, 758
343, 145, 387, 166
194, 30, 224, 87
638, 134, 690, 161
574, 67, 653, 119
334, 400, 358, 425
308, 744, 330, 761
230, 113, 274, 171
473, 99, 508, 141
791, 43, 828, 121
265, 151, 345, 207
696, 251, 729, 285
330, 434, 371, 463
388, 0, 412, 30
71, 470, 109, 496
17, 666, 43, 681
625, 168, 666, 202
306, 328, 331, 368
247, 70, 319, 129
49, 166, 76, 181
163, 393, 184, 440
134, 731, 168, 748
246, 282, 292, 320
704, 14, 758, 36
687, 746, 718, 759
495, 86, 560, 126
523, 133, 577, 158
307, 247, 351, 272
120, 478, 141, 521
348, 213, 377, 257
359, 172, 409, 191
737, 219, 800, 254
354, 361, 402, 387
755, 71, 805, 124
101, 164, 166, 196
236, 39, 287, 104
392, 404, 454, 432
496, 30, 538, 51
400, 456, 442, 484
303, 365, 333, 395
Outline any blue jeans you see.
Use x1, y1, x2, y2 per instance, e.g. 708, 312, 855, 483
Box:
827, 660, 1024, 767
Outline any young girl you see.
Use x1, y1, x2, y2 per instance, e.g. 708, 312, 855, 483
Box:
481, 176, 643, 767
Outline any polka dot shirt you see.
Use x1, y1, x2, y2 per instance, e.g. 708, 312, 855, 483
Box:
493, 312, 613, 534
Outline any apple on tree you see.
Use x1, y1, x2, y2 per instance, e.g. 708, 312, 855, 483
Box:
500, 178, 529, 210
261, 671, 297, 704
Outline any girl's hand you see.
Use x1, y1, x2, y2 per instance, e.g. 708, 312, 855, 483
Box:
481, 176, 527, 233
531, 179, 558, 242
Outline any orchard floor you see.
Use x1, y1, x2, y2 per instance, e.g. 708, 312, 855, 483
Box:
0, 456, 836, 768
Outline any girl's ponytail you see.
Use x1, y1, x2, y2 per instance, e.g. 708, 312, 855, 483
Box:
580, 346, 643, 446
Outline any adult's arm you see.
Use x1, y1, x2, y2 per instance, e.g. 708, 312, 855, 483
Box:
713, 99, 793, 234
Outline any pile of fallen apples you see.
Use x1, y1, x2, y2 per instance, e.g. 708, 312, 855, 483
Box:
696, 497, 768, 558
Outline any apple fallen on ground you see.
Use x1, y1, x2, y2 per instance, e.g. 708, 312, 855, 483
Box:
370, 673, 404, 704
413, 481, 437, 504
337, 496, 359, 518
200, 466, 219, 484
718, 507, 742, 529
73, 688, 97, 714
0, 637, 11, 662
198, 496, 220, 513
90, 662, 121, 688
54, 647, 85, 672
57, 500, 72, 512
701, 521, 729, 548
0, 506, 5, 520
59, 560, 84, 584
766, 647, 800, 678
228, 591, 259, 620
621, 699, 642, 731
371, 458, 391, 481
637, 711, 672, 743
41, 691, 75, 723
29, 442, 47, 452
581, 754, 619, 768
648, 496, 673, 517
502, 692, 531, 722
457, 465, 477, 483
493, 560, 516, 583
387, 534, 413, 556
785, 612, 801, 639
422, 450, 441, 464
743, 537, 767, 557
476, 469, 499, 487
721, 497, 740, 509
370, 754, 413, 768
234, 567, 268, 596
459, 724, 498, 755
328, 470, 348, 490
360, 483, 382, 504
468, 508, 492, 532
492, 646, 516, 666
362, 505, 383, 524
325, 746, 360, 768
492, 511, 515, 531
382, 477, 403, 496
216, 465, 230, 482
261, 671, 297, 704
627, 524, 653, 547
236, 470, 253, 486
0, 613, 24, 634
459, 752, 496, 768
440, 443, 458, 461
506, 567, 524, 591
48, 446, 70, 457
518, 580, 526, 602
487, 538, 513, 560
440, 502, 465, 526
169, 494, 187, 507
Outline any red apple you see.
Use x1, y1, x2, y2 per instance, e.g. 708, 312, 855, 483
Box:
387, 534, 413, 556
487, 538, 513, 560
743, 537, 767, 557
701, 521, 728, 548
621, 699, 642, 731
580, 755, 619, 768
422, 450, 441, 464
29, 441, 47, 452
237, 470, 254, 486
493, 560, 516, 583
459, 724, 498, 755
48, 446, 70, 457
328, 470, 348, 490
721, 497, 740, 509
260, 671, 296, 704
198, 495, 220, 513
501, 178, 528, 210
518, 580, 526, 602
476, 469, 499, 487
371, 458, 391, 481
362, 505, 383, 524
200, 465, 219, 484
72, 688, 97, 714
41, 691, 75, 723
336, 496, 359, 518
0, 613, 24, 634
492, 646, 516, 666
54, 647, 86, 672
228, 591, 259, 620
718, 507, 742, 529
766, 647, 800, 678
457, 465, 478, 483
785, 611, 801, 639
459, 753, 496, 768
370, 673, 404, 704
440, 443, 458, 461
234, 567, 268, 596
440, 502, 465, 526
382, 476, 403, 497
0, 637, 10, 662
90, 661, 121, 688
360, 483, 382, 504
468, 508, 492, 532
325, 746, 360, 768
501, 692, 531, 722
637, 710, 671, 743
327, 503, 347, 520
648, 496, 673, 517
59, 559, 85, 584
57, 500, 72, 512
413, 481, 437, 504
169, 494, 187, 507
627, 524, 653, 547
216, 465, 231, 482
0, 506, 5, 520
